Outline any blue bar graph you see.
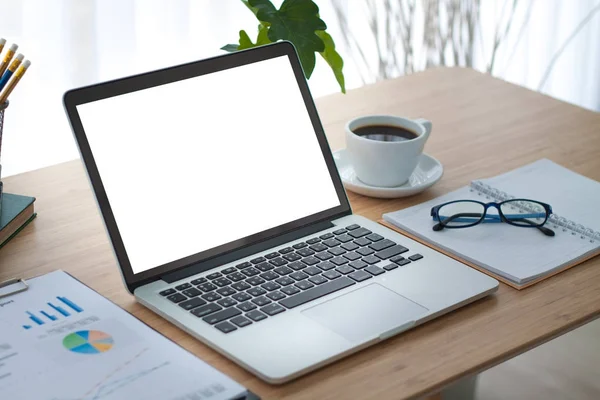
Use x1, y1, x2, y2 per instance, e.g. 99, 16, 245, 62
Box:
41, 311, 58, 321
27, 311, 44, 325
57, 296, 83, 313
23, 325, 31, 330
48, 302, 70, 317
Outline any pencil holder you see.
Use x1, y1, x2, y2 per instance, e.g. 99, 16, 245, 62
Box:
0, 100, 7, 219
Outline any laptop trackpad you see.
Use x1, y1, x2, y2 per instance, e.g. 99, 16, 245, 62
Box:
302, 284, 428, 343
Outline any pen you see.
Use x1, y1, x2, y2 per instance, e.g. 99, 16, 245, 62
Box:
0, 43, 18, 77
0, 39, 6, 55
0, 54, 23, 92
0, 60, 30, 104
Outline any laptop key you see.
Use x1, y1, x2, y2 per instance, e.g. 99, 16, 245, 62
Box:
232, 292, 252, 302
343, 251, 362, 261
236, 261, 252, 270
179, 297, 207, 310
241, 267, 260, 276
306, 237, 321, 245
266, 291, 286, 301
283, 252, 302, 262
345, 224, 360, 230
207, 272, 222, 280
217, 298, 237, 308
281, 285, 301, 296
309, 275, 327, 285
274, 266, 293, 275
317, 261, 336, 271
349, 270, 373, 282
375, 245, 409, 260
252, 296, 271, 306
247, 287, 266, 297
290, 271, 308, 281
390, 255, 406, 263
275, 276, 295, 286
297, 248, 315, 257
383, 263, 398, 271
303, 266, 321, 276
295, 280, 314, 290
265, 252, 279, 259
191, 303, 222, 318
292, 242, 308, 249
202, 292, 221, 302
369, 239, 396, 251
309, 243, 328, 252
278, 247, 294, 254
288, 261, 305, 271
409, 254, 423, 261
246, 310, 267, 321
214, 277, 232, 287
216, 287, 236, 297
182, 288, 202, 298
341, 242, 359, 251
357, 247, 374, 256
228, 272, 246, 282
323, 238, 341, 248
231, 281, 251, 291
331, 257, 349, 266
261, 303, 286, 316
197, 282, 217, 292
279, 277, 356, 309
354, 237, 372, 247
336, 234, 354, 243
222, 267, 237, 275
349, 227, 372, 238
251, 257, 266, 264
215, 321, 237, 333
191, 277, 207, 285
396, 259, 411, 266
336, 265, 354, 275
167, 293, 187, 303
333, 228, 347, 235
328, 247, 346, 256
256, 262, 274, 272
315, 251, 333, 261
349, 260, 368, 270
230, 316, 252, 328
365, 265, 385, 276
203, 308, 241, 325
363, 255, 381, 264
175, 283, 192, 291
260, 271, 279, 281
237, 302, 257, 312
302, 256, 321, 266
261, 281, 281, 291
269, 257, 288, 267
323, 270, 341, 280
159, 288, 176, 296
366, 233, 384, 242
320, 233, 335, 240
246, 276, 265, 286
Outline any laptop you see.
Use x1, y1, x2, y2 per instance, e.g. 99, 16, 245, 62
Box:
64, 42, 498, 383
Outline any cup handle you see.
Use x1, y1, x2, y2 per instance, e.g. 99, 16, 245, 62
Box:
414, 118, 432, 140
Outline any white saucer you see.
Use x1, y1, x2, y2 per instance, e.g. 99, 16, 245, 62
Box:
333, 149, 443, 198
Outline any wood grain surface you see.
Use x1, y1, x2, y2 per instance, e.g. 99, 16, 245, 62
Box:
1, 68, 599, 399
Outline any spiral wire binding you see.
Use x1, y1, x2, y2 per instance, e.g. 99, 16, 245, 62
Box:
470, 181, 600, 244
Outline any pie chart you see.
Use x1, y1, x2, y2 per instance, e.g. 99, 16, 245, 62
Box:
63, 330, 114, 354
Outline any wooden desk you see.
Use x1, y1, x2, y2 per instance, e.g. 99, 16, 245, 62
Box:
1, 68, 599, 399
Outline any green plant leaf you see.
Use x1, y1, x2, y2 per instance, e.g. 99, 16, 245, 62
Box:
221, 44, 239, 52
237, 30, 255, 50
222, 25, 272, 52
249, 0, 326, 78
316, 31, 345, 93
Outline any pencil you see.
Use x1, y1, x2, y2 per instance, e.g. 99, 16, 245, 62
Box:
0, 39, 6, 55
0, 53, 23, 92
0, 43, 18, 77
0, 59, 30, 104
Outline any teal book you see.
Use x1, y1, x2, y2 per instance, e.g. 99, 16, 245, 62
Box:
0, 192, 36, 250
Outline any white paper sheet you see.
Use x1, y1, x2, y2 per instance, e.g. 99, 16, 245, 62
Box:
0, 271, 246, 400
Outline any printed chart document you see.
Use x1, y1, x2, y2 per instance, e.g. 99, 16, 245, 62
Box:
0, 270, 249, 400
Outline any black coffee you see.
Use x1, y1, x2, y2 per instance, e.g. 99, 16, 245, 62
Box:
352, 125, 418, 142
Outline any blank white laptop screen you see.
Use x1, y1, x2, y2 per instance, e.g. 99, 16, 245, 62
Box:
76, 56, 340, 274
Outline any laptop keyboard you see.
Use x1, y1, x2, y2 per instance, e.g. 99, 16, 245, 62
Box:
159, 224, 423, 333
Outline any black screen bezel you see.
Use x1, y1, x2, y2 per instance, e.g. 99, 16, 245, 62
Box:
63, 42, 351, 291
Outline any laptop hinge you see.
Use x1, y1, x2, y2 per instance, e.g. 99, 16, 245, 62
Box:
161, 219, 335, 284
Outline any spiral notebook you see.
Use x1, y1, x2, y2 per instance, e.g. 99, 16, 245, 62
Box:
382, 159, 600, 289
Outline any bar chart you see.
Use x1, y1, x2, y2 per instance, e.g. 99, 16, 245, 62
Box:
22, 296, 84, 329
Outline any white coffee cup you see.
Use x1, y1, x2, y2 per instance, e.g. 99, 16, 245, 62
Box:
345, 115, 432, 187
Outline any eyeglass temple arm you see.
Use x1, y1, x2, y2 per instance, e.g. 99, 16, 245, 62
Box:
509, 217, 555, 236
432, 212, 482, 231
433, 213, 555, 236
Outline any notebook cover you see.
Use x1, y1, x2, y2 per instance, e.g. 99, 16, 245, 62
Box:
0, 193, 36, 248
379, 219, 600, 290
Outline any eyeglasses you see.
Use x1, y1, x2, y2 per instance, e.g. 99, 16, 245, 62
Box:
430, 199, 555, 236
